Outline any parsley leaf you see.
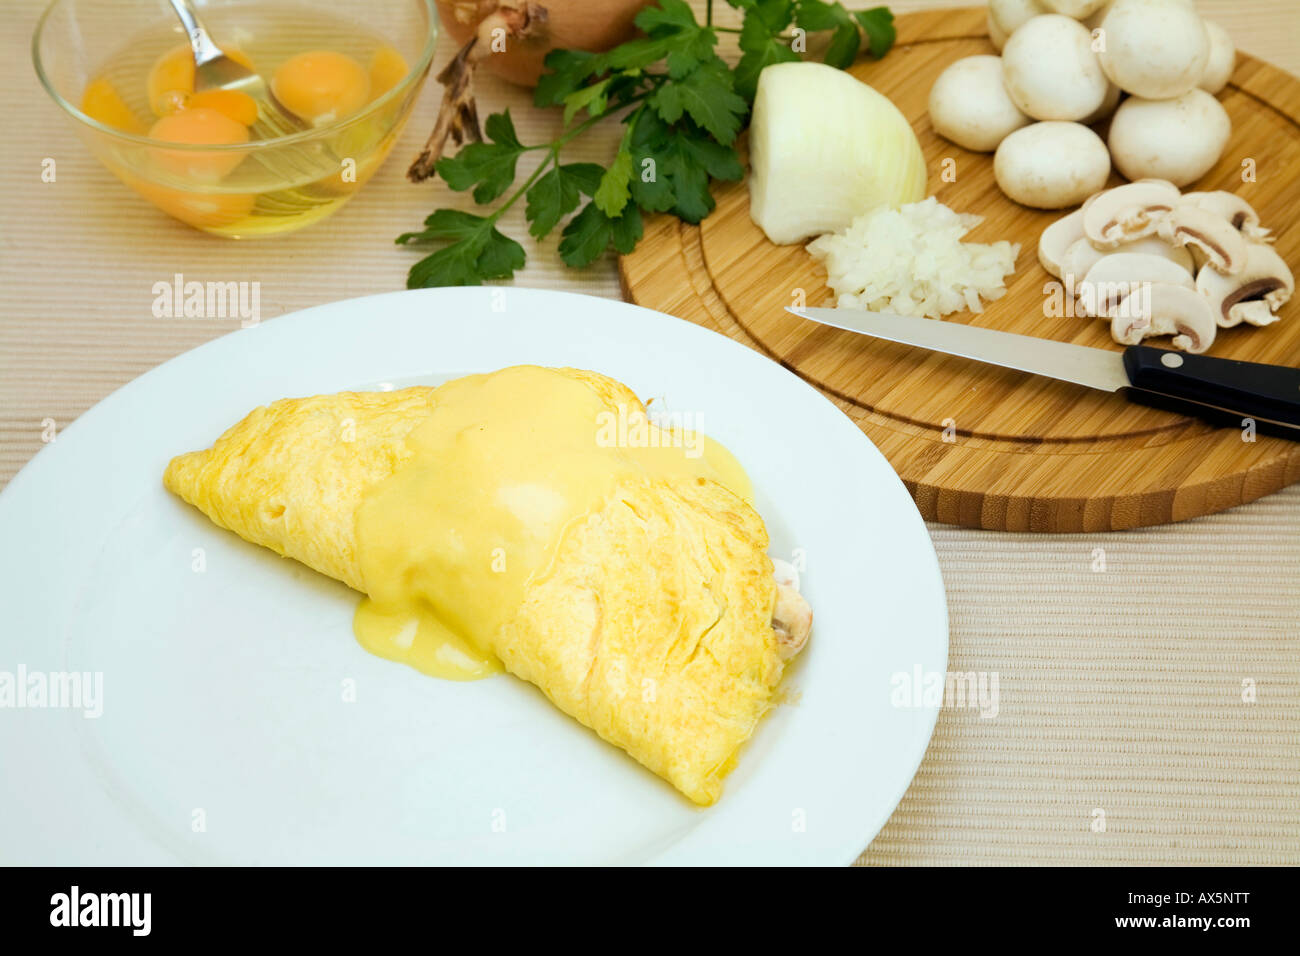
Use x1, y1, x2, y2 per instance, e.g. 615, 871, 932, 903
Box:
524, 162, 604, 239
649, 60, 747, 146
595, 145, 634, 217
855, 6, 896, 59
628, 109, 743, 224
534, 49, 602, 108
433, 109, 527, 203
559, 201, 644, 268
398, 210, 525, 288
823, 21, 861, 69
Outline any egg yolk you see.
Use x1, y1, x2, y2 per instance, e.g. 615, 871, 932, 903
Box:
80, 77, 145, 133
272, 50, 370, 124
148, 107, 250, 182
147, 43, 254, 116
130, 179, 256, 230
368, 46, 409, 97
185, 89, 260, 126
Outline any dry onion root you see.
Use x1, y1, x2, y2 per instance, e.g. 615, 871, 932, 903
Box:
407, 1, 548, 182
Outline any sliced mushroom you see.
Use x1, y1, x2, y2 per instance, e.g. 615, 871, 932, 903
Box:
1181, 190, 1272, 242
772, 583, 812, 660
1059, 234, 1193, 296
1082, 180, 1182, 247
1110, 283, 1218, 353
1157, 203, 1249, 274
1038, 209, 1085, 278
1076, 252, 1197, 317
1195, 243, 1295, 327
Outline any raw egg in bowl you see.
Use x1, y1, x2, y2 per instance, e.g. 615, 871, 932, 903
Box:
33, 0, 437, 237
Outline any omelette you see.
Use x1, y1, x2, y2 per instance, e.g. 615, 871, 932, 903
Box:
164, 365, 811, 805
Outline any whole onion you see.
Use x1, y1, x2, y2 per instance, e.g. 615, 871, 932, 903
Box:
435, 0, 655, 87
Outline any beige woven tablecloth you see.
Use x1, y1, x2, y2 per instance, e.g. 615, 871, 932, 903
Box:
2, 0, 1297, 865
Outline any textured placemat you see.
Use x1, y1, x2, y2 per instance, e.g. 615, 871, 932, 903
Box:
1, 0, 1297, 865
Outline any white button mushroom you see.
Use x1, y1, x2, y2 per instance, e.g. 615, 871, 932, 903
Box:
928, 55, 1032, 152
1041, 0, 1108, 17
1199, 21, 1237, 95
1002, 15, 1110, 121
1098, 0, 1209, 99
989, 0, 1048, 37
1081, 82, 1122, 125
994, 121, 1111, 209
1107, 90, 1231, 187
987, 10, 1009, 51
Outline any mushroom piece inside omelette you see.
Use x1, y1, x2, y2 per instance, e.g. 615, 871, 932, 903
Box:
163, 365, 811, 805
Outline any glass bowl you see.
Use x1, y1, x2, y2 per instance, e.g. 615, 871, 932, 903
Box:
33, 0, 437, 237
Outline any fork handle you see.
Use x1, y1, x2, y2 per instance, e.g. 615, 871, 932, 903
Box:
168, 0, 225, 67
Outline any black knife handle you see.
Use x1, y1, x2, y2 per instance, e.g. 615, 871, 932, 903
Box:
1122, 345, 1300, 436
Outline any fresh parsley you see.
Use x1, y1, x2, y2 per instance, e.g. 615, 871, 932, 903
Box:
399, 0, 895, 286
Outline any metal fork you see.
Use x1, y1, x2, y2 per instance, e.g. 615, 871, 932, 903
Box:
166, 0, 342, 206
166, 0, 306, 141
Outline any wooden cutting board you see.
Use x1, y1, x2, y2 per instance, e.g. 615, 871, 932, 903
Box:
618, 6, 1300, 532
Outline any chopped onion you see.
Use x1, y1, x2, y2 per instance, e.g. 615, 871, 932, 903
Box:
807, 198, 1020, 319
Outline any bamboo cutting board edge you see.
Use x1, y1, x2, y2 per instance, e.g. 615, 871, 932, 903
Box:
618, 6, 1300, 533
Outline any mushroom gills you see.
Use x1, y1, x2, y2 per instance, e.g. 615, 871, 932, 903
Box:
1157, 204, 1249, 275
1181, 191, 1272, 242
1195, 243, 1295, 328
1082, 180, 1182, 247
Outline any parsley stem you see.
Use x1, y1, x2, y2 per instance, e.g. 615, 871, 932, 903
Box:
487, 91, 653, 226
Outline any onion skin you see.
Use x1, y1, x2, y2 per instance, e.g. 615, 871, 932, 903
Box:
436, 0, 655, 87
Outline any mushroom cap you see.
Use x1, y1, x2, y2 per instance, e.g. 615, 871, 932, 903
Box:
994, 121, 1111, 209
1199, 20, 1236, 95
1195, 243, 1295, 327
1110, 282, 1218, 352
1099, 0, 1209, 99
1059, 234, 1193, 295
1042, 0, 1107, 17
989, 0, 1049, 36
929, 55, 1032, 152
1076, 252, 1196, 317
1107, 90, 1231, 187
1081, 82, 1122, 126
988, 10, 1009, 51
1157, 203, 1250, 275
1081, 180, 1182, 246
1001, 15, 1109, 121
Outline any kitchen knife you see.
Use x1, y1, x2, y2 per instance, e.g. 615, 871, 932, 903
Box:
788, 306, 1300, 438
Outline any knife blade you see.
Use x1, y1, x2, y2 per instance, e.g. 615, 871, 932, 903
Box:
788, 306, 1300, 438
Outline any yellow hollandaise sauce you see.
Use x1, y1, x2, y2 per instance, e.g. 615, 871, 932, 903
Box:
352, 366, 753, 682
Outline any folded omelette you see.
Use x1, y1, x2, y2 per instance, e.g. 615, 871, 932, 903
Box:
164, 365, 810, 805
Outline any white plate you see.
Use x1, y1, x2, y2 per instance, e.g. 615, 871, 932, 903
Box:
0, 288, 946, 866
